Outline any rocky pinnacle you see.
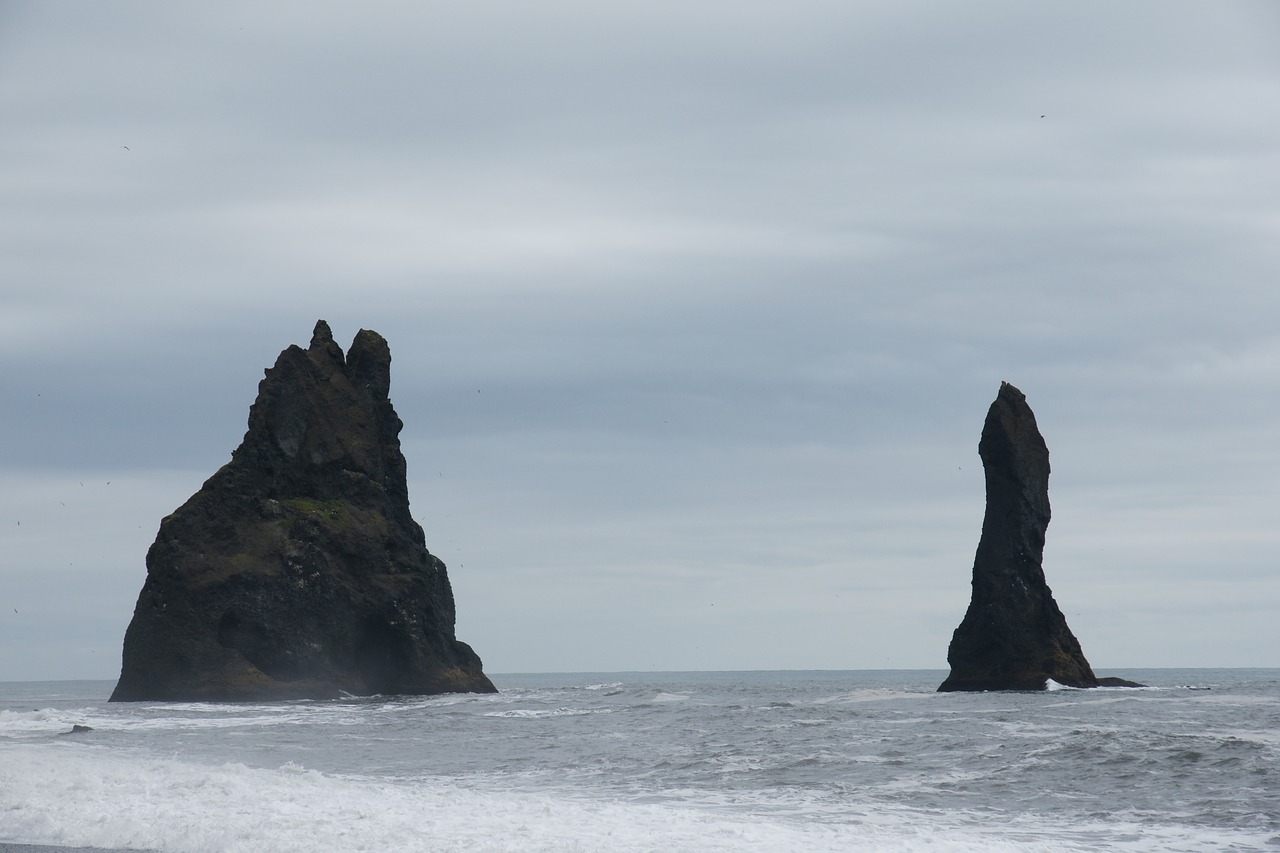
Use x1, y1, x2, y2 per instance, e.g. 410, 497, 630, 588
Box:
110, 320, 495, 701
937, 382, 1099, 692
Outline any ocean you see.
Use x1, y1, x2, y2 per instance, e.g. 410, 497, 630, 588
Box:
1, 670, 1276, 852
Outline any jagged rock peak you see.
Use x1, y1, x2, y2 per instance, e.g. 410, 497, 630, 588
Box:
938, 382, 1098, 692
110, 321, 495, 702
308, 318, 346, 367
348, 328, 392, 400
310, 318, 334, 347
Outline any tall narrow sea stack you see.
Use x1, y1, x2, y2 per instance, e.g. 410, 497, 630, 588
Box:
938, 382, 1098, 692
111, 321, 495, 701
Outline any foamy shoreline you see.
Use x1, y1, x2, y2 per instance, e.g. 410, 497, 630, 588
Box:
0, 840, 145, 845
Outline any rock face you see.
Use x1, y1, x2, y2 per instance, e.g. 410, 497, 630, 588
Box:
110, 321, 496, 702
938, 382, 1099, 692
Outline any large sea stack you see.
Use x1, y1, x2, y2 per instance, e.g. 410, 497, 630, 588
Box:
110, 321, 495, 701
938, 382, 1101, 692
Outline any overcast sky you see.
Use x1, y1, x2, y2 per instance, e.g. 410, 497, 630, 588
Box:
2, 2, 1278, 681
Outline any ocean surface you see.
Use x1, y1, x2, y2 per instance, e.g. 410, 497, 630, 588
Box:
1, 670, 1277, 852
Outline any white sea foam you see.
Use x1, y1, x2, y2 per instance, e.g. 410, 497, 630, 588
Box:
483, 707, 612, 719
2, 745, 1210, 853
653, 691, 691, 702
811, 689, 934, 705
0, 707, 70, 734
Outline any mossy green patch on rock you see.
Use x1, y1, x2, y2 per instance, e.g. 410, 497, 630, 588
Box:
282, 497, 345, 520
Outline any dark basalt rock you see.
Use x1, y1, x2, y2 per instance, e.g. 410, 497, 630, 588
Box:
110, 321, 496, 702
939, 382, 1131, 692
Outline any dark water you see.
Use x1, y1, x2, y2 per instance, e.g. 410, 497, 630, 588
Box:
2, 670, 1277, 851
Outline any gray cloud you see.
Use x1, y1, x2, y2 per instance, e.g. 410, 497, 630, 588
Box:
2, 1, 1278, 679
